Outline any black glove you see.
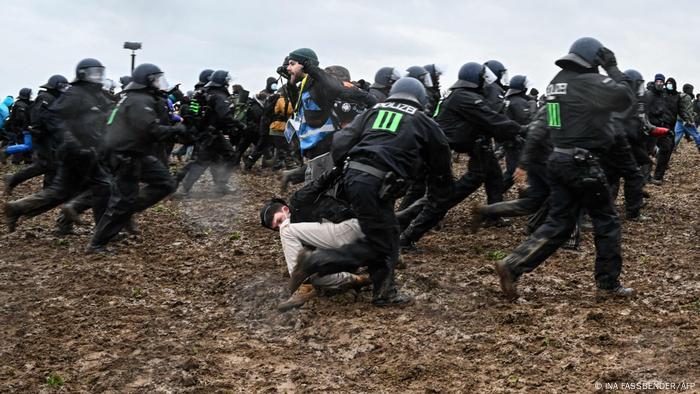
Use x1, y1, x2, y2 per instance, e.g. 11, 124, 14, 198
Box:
595, 47, 617, 69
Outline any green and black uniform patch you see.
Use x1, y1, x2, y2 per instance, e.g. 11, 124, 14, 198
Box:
371, 110, 403, 133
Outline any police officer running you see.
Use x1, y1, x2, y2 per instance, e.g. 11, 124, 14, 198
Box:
495, 37, 636, 300
88, 63, 183, 253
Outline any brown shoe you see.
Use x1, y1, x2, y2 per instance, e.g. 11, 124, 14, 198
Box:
495, 260, 518, 300
288, 249, 313, 294
277, 284, 317, 312
347, 273, 371, 290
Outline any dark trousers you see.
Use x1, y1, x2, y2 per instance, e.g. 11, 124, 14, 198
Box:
402, 145, 503, 243
7, 150, 110, 224
653, 134, 674, 181
502, 152, 623, 290
91, 153, 175, 247
303, 170, 400, 300
180, 134, 236, 192
602, 135, 645, 217
481, 162, 549, 219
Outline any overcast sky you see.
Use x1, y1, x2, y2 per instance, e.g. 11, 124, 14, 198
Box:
2, 0, 699, 99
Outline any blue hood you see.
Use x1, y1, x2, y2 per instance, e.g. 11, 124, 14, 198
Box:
2, 96, 13, 107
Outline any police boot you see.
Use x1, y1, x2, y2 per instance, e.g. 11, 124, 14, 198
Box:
371, 274, 414, 307
277, 284, 317, 312
495, 259, 518, 301
3, 174, 15, 196
85, 243, 115, 256
595, 284, 636, 300
470, 205, 484, 234
4, 202, 20, 233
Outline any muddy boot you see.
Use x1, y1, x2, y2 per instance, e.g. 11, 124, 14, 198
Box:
277, 284, 317, 312
595, 284, 636, 300
243, 155, 255, 171
288, 249, 314, 294
399, 236, 422, 254
495, 259, 518, 301
4, 202, 20, 233
3, 174, 15, 196
85, 243, 115, 256
125, 218, 139, 235
470, 204, 483, 234
214, 184, 233, 196
371, 277, 414, 307
60, 204, 84, 226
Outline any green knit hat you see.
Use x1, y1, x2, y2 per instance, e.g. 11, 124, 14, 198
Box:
289, 48, 319, 67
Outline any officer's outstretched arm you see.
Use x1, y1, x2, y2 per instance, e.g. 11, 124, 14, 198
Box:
519, 107, 549, 171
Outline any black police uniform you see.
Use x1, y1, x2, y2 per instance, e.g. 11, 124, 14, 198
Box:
401, 87, 521, 245
89, 89, 181, 249
179, 86, 244, 194
295, 99, 452, 303
602, 105, 646, 219
5, 90, 62, 191
4, 82, 112, 232
6, 98, 33, 164
502, 91, 536, 191
501, 64, 634, 291
479, 106, 551, 223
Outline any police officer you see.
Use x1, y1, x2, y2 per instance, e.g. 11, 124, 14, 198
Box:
88, 63, 183, 253
472, 105, 551, 231
288, 78, 453, 307
399, 62, 521, 251
495, 37, 636, 300
4, 75, 69, 195
502, 75, 536, 191
369, 67, 402, 103
5, 88, 33, 164
178, 69, 244, 195
4, 58, 112, 233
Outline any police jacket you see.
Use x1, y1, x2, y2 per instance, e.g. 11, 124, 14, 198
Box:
545, 67, 633, 152
29, 90, 62, 151
289, 169, 354, 224
102, 89, 181, 155
331, 99, 452, 182
483, 83, 506, 114
7, 99, 31, 134
205, 87, 245, 134
49, 81, 113, 151
505, 93, 536, 126
518, 107, 551, 171
436, 87, 521, 153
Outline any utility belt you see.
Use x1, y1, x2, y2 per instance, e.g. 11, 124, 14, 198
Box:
553, 147, 607, 188
345, 160, 408, 201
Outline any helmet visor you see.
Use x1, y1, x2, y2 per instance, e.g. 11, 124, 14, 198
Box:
390, 68, 403, 84
500, 70, 510, 86
83, 67, 106, 84
483, 66, 498, 86
421, 73, 434, 88
152, 73, 169, 91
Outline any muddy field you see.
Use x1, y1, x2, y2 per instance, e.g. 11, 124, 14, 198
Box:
1, 143, 699, 393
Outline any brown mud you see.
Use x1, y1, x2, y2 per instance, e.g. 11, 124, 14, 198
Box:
0, 144, 698, 393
